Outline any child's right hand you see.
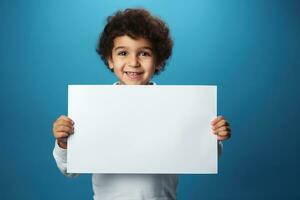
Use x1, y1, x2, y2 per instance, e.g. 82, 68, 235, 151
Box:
52, 115, 74, 149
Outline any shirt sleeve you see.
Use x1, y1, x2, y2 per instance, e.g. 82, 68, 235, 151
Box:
53, 140, 80, 178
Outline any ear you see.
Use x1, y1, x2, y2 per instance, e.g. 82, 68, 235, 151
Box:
107, 57, 114, 70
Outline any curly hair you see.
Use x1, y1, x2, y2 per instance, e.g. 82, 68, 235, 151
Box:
96, 8, 173, 75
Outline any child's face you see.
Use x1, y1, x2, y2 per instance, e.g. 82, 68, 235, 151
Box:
108, 35, 158, 85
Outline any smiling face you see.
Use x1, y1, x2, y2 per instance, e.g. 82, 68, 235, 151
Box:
108, 35, 159, 85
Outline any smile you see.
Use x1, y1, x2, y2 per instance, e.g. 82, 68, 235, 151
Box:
125, 71, 143, 80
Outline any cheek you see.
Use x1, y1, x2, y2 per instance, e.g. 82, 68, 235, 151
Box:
112, 59, 125, 70
143, 60, 156, 71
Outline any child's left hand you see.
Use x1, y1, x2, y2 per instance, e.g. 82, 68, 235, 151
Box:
211, 116, 231, 141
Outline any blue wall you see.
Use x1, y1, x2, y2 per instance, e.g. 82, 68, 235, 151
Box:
0, 0, 299, 199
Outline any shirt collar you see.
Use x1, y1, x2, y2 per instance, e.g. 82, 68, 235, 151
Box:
114, 81, 156, 85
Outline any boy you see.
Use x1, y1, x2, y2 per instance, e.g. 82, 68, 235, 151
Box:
52, 8, 231, 200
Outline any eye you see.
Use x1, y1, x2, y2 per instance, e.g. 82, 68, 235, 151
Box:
139, 51, 151, 57
117, 51, 127, 56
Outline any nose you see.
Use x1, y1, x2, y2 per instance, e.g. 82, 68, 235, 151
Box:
128, 55, 140, 68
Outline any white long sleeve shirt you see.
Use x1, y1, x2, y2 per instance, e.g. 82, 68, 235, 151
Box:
53, 141, 179, 200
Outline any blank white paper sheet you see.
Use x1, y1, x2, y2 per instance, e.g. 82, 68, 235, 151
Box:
67, 85, 217, 174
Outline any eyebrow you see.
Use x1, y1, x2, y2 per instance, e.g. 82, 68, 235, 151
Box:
114, 46, 153, 51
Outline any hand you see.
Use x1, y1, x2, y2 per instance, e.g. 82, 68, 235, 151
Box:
211, 116, 231, 141
52, 115, 74, 149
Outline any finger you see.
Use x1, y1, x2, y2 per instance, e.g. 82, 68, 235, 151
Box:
54, 131, 69, 139
53, 117, 74, 131
217, 130, 230, 137
54, 119, 74, 129
54, 125, 74, 135
213, 126, 231, 134
211, 116, 224, 126
213, 119, 228, 130
57, 115, 74, 124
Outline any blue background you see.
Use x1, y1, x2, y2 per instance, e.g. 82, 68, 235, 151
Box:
1, 0, 299, 199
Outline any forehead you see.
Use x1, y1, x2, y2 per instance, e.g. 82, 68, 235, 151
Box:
113, 35, 152, 50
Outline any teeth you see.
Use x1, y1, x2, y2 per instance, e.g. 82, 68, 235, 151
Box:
126, 72, 142, 78
126, 72, 141, 75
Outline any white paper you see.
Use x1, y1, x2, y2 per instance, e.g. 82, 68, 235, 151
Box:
67, 85, 217, 174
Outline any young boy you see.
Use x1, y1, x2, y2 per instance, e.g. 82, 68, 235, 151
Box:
52, 8, 231, 200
